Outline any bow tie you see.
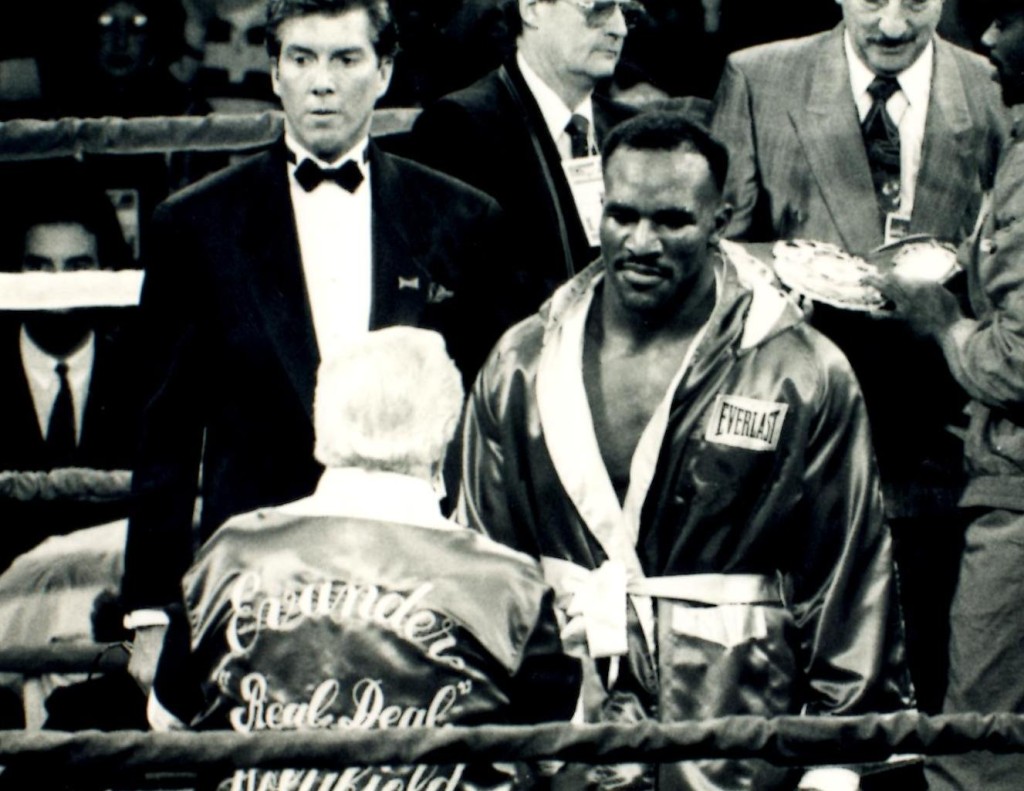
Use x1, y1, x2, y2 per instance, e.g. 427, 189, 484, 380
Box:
294, 157, 364, 193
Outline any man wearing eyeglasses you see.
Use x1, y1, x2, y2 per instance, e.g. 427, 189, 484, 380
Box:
410, 0, 638, 324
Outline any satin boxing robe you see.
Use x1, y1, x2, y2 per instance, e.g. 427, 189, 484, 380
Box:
458, 246, 914, 790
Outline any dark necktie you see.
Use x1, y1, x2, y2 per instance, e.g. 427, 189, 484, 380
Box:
862, 75, 902, 216
47, 361, 76, 467
294, 158, 364, 193
565, 113, 592, 159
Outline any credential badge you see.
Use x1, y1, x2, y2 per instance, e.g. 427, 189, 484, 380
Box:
705, 394, 788, 452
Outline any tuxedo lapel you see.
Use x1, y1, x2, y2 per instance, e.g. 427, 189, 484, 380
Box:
239, 146, 319, 418
789, 29, 882, 253
368, 144, 432, 329
913, 39, 975, 238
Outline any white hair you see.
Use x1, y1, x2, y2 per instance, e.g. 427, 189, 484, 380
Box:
313, 327, 465, 474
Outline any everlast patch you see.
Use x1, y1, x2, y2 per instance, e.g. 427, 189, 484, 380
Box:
705, 394, 788, 452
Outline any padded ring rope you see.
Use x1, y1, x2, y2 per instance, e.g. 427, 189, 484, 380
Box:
3, 713, 1024, 772
0, 643, 128, 675
0, 109, 422, 161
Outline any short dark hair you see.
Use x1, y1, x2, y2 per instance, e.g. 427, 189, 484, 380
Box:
602, 109, 730, 194
265, 0, 398, 60
1, 159, 131, 273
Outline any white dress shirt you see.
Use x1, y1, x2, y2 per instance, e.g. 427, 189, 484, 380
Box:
286, 132, 374, 366
20, 325, 94, 443
845, 33, 934, 218
517, 51, 596, 159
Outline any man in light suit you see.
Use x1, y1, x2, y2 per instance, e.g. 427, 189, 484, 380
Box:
710, 0, 1007, 713
410, 0, 636, 322
712, 0, 1005, 253
122, 0, 508, 688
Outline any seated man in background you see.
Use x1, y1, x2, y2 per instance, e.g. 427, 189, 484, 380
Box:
0, 161, 141, 571
459, 111, 912, 791
150, 327, 580, 791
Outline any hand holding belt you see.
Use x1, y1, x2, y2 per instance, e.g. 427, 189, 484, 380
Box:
541, 557, 782, 659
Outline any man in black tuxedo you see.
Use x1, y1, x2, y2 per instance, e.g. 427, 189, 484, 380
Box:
410, 0, 637, 321
122, 0, 508, 687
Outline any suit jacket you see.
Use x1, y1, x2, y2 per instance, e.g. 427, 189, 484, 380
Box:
0, 321, 139, 473
122, 141, 507, 611
409, 59, 635, 322
0, 320, 140, 569
711, 27, 1008, 516
712, 25, 1007, 253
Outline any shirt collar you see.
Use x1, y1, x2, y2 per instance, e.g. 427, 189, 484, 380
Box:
278, 467, 453, 529
284, 132, 370, 175
844, 31, 934, 108
517, 50, 594, 146
20, 324, 95, 385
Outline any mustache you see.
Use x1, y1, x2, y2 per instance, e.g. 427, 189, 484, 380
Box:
866, 35, 916, 47
616, 255, 668, 272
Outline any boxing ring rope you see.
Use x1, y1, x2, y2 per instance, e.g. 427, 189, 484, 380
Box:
0, 109, 422, 160
1, 713, 1024, 773
0, 643, 127, 676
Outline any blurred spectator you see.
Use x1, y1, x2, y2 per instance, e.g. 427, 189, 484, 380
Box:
39, 0, 202, 118
187, 0, 277, 113
0, 160, 141, 571
384, 0, 514, 106
28, 0, 217, 260
616, 0, 721, 99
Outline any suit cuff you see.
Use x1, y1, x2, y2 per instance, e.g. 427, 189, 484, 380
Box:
797, 766, 859, 791
147, 690, 187, 731
124, 609, 170, 630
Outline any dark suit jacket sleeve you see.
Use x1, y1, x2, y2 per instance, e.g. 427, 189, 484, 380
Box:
446, 197, 521, 379
507, 589, 581, 724
711, 58, 765, 241
122, 202, 208, 612
410, 100, 494, 198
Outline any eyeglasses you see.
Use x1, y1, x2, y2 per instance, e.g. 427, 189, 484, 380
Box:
559, 0, 646, 29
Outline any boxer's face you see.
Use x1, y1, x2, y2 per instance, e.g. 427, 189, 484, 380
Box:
600, 145, 728, 319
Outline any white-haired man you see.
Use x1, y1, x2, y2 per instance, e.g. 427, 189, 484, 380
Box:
149, 327, 579, 791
